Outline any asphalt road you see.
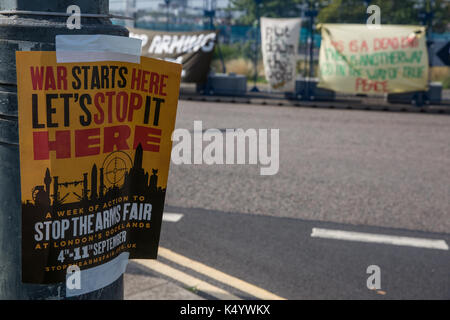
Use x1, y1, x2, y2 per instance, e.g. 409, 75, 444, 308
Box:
159, 100, 450, 299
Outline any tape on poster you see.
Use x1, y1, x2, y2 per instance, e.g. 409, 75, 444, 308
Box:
66, 252, 130, 297
55, 34, 142, 63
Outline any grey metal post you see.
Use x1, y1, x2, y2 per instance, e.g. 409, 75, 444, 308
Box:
125, 0, 136, 29
0, 0, 128, 299
250, 0, 261, 92
165, 0, 171, 31
305, 3, 318, 100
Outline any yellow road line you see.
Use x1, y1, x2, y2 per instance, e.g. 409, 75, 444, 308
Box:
133, 258, 241, 300
158, 247, 286, 300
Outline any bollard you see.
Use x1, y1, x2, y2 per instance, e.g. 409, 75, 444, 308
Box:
0, 0, 128, 299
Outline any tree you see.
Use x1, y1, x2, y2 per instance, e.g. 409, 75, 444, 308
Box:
230, 0, 306, 25
317, 0, 368, 24
371, 0, 422, 25
416, 0, 450, 33
229, 0, 449, 32
316, 0, 449, 32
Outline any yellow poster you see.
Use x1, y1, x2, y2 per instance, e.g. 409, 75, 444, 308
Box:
16, 51, 181, 284
317, 24, 429, 94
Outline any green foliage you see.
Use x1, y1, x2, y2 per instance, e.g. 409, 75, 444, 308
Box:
241, 41, 258, 61
428, 0, 450, 33
316, 0, 449, 30
230, 0, 305, 25
317, 0, 367, 24
228, 0, 449, 31
371, 0, 422, 25
442, 75, 450, 89
317, 0, 419, 25
213, 42, 257, 61
213, 43, 242, 61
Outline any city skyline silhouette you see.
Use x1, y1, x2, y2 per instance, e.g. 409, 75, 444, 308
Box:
26, 144, 165, 209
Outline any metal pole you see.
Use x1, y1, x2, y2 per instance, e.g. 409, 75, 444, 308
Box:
125, 0, 137, 28
426, 0, 434, 102
417, 0, 434, 106
204, 1, 225, 74
250, 0, 261, 92
0, 0, 128, 300
305, 3, 317, 100
165, 0, 171, 31
309, 9, 315, 79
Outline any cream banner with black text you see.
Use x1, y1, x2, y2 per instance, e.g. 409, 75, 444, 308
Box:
261, 17, 301, 91
317, 24, 428, 94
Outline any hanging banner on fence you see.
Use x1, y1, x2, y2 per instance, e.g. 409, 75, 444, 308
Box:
16, 50, 181, 284
317, 24, 429, 94
128, 28, 217, 83
261, 17, 302, 91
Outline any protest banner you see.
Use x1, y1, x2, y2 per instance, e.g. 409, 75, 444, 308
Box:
261, 17, 302, 91
317, 24, 429, 94
129, 28, 217, 83
16, 50, 181, 285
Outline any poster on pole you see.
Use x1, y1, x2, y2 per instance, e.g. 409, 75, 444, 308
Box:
16, 51, 181, 285
317, 24, 429, 94
261, 17, 302, 91
128, 28, 218, 83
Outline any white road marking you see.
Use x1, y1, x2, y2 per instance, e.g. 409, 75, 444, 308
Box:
163, 213, 184, 222
133, 259, 241, 300
311, 228, 449, 250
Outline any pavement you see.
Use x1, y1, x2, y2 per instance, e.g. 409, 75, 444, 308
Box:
124, 261, 203, 300
124, 96, 450, 300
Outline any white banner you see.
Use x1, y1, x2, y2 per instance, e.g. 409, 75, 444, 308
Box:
261, 17, 301, 91
317, 24, 428, 94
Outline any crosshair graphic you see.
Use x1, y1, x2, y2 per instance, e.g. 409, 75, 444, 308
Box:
102, 151, 132, 188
